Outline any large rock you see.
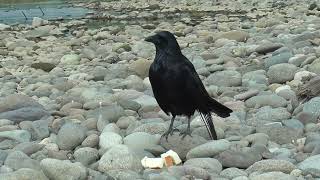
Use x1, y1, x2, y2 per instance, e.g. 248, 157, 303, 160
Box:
102, 123, 121, 134
0, 130, 31, 143
118, 100, 141, 112
264, 51, 293, 69
99, 132, 123, 150
267, 63, 298, 83
160, 132, 207, 160
19, 119, 49, 140
132, 41, 155, 58
0, 119, 14, 126
56, 123, 86, 150
105, 64, 129, 80
24, 25, 60, 38
257, 124, 302, 144
132, 122, 167, 135
220, 167, 248, 179
98, 145, 143, 173
296, 111, 317, 125
86, 105, 124, 131
255, 43, 282, 54
0, 24, 10, 31
4, 151, 40, 170
298, 154, 320, 171
307, 58, 320, 74
109, 170, 143, 180
303, 97, 320, 120
0, 149, 8, 164
116, 116, 138, 129
60, 54, 80, 65
74, 147, 99, 166
254, 106, 291, 122
243, 133, 269, 146
0, 168, 48, 180
145, 173, 177, 180
293, 31, 320, 42
133, 95, 158, 112
282, 119, 304, 130
91, 66, 108, 81
0, 94, 49, 123
81, 48, 96, 60
246, 160, 296, 174
250, 172, 296, 180
167, 165, 210, 179
123, 132, 159, 151
128, 58, 152, 78
6, 39, 36, 50
206, 70, 242, 87
242, 70, 268, 90
0, 107, 50, 123
66, 85, 113, 103
31, 62, 56, 72
40, 158, 87, 180
13, 142, 44, 156
124, 75, 146, 91
304, 140, 320, 153
184, 158, 222, 173
219, 30, 250, 42
82, 134, 99, 148
186, 139, 230, 159
112, 43, 132, 53
87, 169, 114, 180
245, 95, 287, 108
288, 55, 308, 67
216, 149, 262, 168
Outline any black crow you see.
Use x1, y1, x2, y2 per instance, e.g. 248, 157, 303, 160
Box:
145, 31, 232, 140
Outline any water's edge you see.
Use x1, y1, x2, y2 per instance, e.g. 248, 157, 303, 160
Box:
0, 0, 90, 24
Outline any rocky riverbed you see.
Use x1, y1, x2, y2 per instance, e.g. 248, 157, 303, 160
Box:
1, 0, 320, 179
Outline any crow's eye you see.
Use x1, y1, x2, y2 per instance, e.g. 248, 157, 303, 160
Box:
158, 35, 163, 40
153, 36, 161, 44
157, 36, 168, 45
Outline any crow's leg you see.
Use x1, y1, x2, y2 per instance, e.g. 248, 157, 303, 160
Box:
180, 116, 192, 139
161, 115, 179, 141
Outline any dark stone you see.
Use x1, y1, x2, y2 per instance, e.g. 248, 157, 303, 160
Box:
255, 43, 283, 54
0, 107, 50, 123
216, 149, 262, 168
31, 62, 56, 72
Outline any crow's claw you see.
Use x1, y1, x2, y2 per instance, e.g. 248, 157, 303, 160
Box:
161, 128, 179, 141
161, 133, 169, 141
170, 128, 180, 135
179, 129, 192, 139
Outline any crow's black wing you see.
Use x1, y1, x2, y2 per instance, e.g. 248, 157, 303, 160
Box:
181, 61, 211, 111
149, 62, 170, 115
182, 58, 232, 117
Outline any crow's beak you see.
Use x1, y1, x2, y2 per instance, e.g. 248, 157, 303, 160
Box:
145, 35, 154, 43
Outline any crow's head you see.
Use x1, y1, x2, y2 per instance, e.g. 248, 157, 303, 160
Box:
145, 31, 180, 53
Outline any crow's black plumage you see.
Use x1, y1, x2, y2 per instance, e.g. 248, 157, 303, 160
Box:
145, 31, 232, 140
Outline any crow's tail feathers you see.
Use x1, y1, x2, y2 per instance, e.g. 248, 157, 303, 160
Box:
207, 98, 232, 118
200, 112, 217, 140
199, 98, 232, 140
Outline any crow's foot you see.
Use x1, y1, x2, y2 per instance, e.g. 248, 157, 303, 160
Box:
161, 128, 179, 141
179, 129, 192, 139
